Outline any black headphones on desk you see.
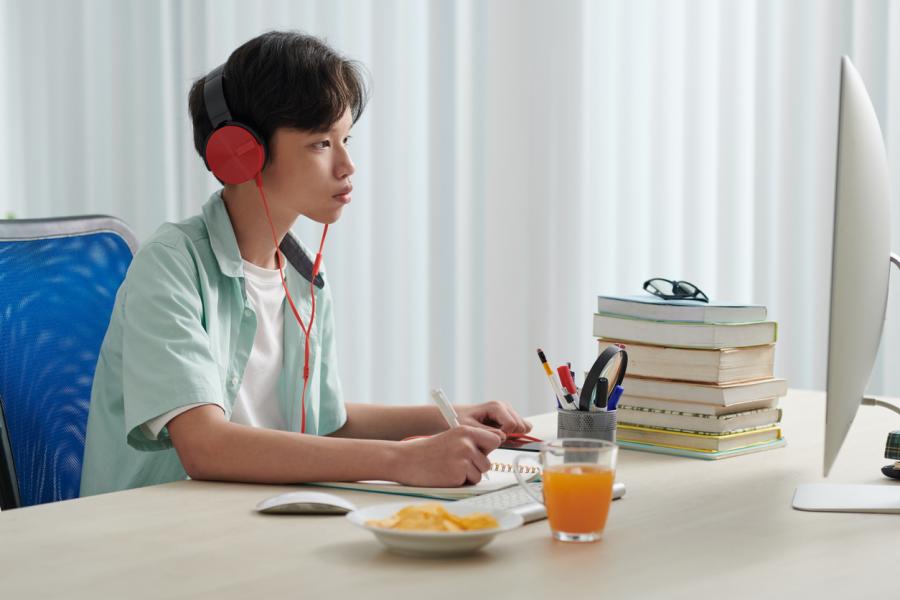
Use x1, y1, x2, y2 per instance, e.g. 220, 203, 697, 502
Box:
580, 345, 628, 411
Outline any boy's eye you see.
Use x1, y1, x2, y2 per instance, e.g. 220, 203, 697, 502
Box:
312, 135, 351, 149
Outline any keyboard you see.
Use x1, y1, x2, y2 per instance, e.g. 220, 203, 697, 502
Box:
454, 481, 626, 523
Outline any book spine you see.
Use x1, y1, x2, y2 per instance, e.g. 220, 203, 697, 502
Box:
616, 421, 778, 436
616, 425, 781, 452
617, 438, 786, 460
622, 376, 787, 406
593, 314, 777, 349
615, 437, 778, 454
616, 407, 782, 434
617, 423, 781, 440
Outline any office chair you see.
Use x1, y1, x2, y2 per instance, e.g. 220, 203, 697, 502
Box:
0, 216, 137, 509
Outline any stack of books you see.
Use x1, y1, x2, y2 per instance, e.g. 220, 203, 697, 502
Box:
593, 294, 787, 459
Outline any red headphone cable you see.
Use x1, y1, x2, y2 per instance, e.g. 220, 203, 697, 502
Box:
254, 174, 328, 434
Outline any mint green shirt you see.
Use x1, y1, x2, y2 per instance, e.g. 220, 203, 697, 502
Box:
80, 191, 346, 496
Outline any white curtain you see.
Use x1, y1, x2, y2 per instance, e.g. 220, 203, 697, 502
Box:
3, 0, 900, 418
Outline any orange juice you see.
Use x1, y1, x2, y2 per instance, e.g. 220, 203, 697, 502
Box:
542, 464, 614, 534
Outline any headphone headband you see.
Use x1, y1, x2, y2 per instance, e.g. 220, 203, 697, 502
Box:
200, 62, 266, 185
203, 64, 233, 128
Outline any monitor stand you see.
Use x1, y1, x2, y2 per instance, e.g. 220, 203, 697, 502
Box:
792, 254, 900, 514
794, 411, 900, 512
793, 483, 900, 513
793, 393, 900, 513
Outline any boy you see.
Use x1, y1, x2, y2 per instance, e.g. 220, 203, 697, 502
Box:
80, 31, 531, 496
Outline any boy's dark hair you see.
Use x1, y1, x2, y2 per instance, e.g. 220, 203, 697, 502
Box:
188, 31, 368, 163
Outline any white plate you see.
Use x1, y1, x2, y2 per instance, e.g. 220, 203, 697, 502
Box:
346, 502, 524, 557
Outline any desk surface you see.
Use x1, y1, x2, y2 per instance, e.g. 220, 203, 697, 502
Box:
2, 389, 899, 599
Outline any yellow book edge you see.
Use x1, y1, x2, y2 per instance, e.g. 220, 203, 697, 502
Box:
616, 421, 780, 436
617, 437, 786, 455
617, 423, 782, 440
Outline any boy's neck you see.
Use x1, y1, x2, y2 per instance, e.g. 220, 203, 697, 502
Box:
221, 182, 297, 270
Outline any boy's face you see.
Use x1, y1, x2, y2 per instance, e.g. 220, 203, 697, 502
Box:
261, 109, 355, 224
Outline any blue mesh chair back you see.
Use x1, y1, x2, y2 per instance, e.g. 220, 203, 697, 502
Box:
0, 216, 137, 508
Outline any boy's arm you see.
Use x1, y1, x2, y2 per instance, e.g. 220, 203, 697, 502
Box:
328, 401, 533, 441
167, 405, 503, 486
327, 403, 448, 440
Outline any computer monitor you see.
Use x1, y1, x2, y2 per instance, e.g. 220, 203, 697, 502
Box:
792, 56, 900, 513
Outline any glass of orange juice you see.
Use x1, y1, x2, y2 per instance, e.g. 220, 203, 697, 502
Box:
512, 439, 618, 542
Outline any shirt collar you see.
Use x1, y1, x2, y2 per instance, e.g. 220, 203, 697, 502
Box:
201, 189, 325, 289
202, 190, 244, 279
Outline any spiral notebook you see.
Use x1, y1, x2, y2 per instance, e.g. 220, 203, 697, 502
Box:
306, 449, 542, 500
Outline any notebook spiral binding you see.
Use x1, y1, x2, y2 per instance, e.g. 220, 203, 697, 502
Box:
491, 462, 541, 474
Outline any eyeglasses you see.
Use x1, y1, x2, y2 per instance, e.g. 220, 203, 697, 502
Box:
643, 278, 709, 303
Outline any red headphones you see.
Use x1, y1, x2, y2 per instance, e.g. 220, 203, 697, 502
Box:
202, 64, 267, 185
202, 63, 327, 434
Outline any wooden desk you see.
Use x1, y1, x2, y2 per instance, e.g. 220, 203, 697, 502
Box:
2, 389, 899, 599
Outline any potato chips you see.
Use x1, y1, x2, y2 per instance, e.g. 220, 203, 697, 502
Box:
366, 503, 499, 532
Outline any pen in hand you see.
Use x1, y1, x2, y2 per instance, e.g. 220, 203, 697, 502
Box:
431, 388, 461, 428
430, 388, 490, 480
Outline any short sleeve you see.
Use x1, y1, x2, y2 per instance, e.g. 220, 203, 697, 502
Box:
140, 402, 221, 441
316, 277, 347, 435
122, 241, 225, 450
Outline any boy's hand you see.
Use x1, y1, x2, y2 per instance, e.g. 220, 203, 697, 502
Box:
456, 401, 533, 436
395, 426, 503, 487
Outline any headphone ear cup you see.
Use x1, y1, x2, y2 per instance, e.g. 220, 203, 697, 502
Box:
203, 124, 266, 185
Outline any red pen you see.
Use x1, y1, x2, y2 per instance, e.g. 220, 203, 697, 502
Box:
557, 365, 578, 395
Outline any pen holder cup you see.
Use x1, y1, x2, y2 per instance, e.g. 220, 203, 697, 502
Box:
557, 409, 616, 443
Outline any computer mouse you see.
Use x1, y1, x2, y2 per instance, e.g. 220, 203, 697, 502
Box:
255, 491, 358, 515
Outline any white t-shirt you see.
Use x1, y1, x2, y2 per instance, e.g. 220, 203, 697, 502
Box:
142, 259, 286, 439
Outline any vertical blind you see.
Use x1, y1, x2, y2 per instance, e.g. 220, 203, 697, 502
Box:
2, 0, 900, 417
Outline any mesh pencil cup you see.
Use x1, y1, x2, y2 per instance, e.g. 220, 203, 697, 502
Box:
557, 409, 617, 443
556, 344, 628, 442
